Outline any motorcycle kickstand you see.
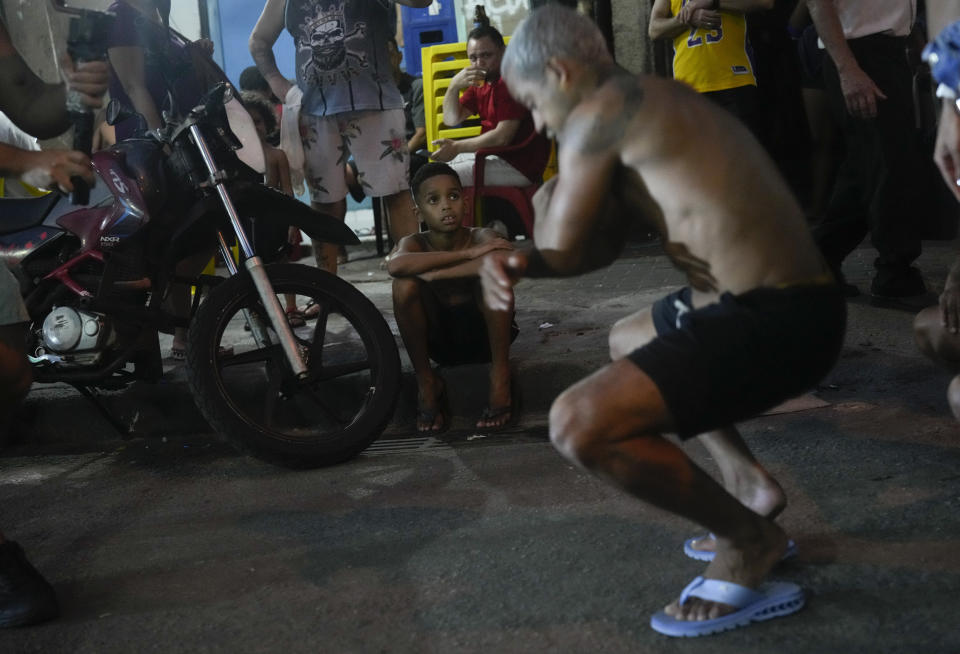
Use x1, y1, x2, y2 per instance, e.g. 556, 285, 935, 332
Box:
70, 383, 132, 439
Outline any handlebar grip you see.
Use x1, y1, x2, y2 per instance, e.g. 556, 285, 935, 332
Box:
63, 10, 114, 206
70, 176, 90, 205
69, 109, 94, 205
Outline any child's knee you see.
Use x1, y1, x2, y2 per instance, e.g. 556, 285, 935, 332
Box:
392, 277, 422, 304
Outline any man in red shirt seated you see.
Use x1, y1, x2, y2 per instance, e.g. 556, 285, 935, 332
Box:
431, 22, 550, 188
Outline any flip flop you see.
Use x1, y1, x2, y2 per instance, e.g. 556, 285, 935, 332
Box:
476, 385, 520, 431
683, 534, 798, 562
285, 308, 306, 328
650, 576, 805, 637
416, 384, 449, 434
476, 403, 513, 431
301, 300, 321, 320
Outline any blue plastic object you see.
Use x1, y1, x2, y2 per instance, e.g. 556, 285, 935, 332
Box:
400, 2, 459, 76
923, 20, 960, 94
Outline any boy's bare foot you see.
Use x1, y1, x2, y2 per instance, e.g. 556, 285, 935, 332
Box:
686, 470, 786, 556
416, 372, 448, 433
664, 519, 789, 622
477, 372, 513, 430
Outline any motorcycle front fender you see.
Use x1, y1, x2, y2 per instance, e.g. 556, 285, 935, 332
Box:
223, 182, 360, 246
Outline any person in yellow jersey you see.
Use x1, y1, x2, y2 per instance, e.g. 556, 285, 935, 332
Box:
649, 0, 773, 133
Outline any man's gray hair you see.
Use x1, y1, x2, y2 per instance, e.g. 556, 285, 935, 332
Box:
502, 4, 612, 81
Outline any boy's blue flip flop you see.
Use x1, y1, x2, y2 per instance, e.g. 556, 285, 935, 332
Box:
683, 534, 798, 562
650, 576, 805, 637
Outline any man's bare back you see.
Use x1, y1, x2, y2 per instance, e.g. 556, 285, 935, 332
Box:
528, 70, 827, 300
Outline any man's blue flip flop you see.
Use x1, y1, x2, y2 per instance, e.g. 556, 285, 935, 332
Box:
682, 534, 798, 562
650, 576, 805, 637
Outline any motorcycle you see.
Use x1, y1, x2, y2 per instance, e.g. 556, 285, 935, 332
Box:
0, 80, 401, 468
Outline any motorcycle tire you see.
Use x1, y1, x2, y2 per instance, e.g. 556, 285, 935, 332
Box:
186, 263, 400, 468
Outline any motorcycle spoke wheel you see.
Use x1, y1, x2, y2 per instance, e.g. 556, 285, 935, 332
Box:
187, 264, 400, 468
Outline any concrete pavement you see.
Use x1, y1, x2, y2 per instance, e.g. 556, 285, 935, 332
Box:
2, 237, 960, 652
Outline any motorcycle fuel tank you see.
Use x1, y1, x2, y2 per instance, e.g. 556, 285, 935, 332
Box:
57, 143, 163, 253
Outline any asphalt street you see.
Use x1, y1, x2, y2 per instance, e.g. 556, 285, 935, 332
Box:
2, 240, 959, 653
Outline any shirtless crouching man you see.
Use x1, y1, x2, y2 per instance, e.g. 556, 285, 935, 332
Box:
481, 6, 846, 637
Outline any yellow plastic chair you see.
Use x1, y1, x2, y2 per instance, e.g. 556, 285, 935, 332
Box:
420, 38, 510, 145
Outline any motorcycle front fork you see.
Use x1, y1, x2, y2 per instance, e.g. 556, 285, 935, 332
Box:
190, 124, 308, 379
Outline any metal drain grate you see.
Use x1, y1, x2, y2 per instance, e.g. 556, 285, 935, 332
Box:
362, 436, 450, 456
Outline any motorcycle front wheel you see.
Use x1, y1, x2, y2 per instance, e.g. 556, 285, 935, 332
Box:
186, 263, 400, 468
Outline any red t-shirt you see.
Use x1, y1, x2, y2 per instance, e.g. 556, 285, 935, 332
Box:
459, 78, 551, 184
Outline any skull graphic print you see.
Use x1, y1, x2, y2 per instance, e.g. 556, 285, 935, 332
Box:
298, 2, 368, 87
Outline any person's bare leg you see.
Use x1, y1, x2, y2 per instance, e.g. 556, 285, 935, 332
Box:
311, 198, 347, 275
914, 306, 960, 368
385, 189, 419, 244
608, 307, 656, 361
609, 306, 786, 554
477, 287, 513, 428
551, 359, 789, 621
685, 427, 787, 555
168, 250, 214, 356
392, 277, 445, 432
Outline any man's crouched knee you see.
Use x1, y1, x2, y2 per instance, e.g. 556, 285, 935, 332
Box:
549, 387, 606, 467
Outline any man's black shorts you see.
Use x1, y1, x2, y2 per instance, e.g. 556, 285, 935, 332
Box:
627, 284, 846, 439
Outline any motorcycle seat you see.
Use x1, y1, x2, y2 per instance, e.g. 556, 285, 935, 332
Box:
0, 193, 61, 236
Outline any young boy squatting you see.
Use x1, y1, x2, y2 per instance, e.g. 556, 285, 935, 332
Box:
389, 163, 517, 433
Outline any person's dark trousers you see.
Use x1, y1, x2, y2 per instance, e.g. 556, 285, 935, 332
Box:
814, 34, 924, 296
704, 84, 761, 139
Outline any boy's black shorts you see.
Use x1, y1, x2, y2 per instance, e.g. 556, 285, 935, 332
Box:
427, 301, 519, 366
627, 283, 846, 439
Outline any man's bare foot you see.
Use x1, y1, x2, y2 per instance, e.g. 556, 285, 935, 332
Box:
687, 470, 786, 556
476, 371, 512, 430
665, 519, 789, 621
416, 372, 448, 433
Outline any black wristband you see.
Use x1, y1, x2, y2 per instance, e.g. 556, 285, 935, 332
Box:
711, 0, 720, 9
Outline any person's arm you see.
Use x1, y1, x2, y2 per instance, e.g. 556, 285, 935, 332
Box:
480, 92, 632, 311
409, 126, 427, 153
0, 22, 107, 138
108, 46, 163, 130
418, 229, 513, 281
649, 0, 694, 40
788, 0, 810, 33
441, 70, 476, 128
276, 149, 293, 197
408, 78, 427, 152
388, 232, 510, 278
0, 143, 94, 192
934, 99, 960, 201
430, 119, 520, 161
249, 0, 294, 102
806, 0, 886, 119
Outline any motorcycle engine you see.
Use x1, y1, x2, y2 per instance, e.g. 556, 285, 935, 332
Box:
34, 307, 114, 366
